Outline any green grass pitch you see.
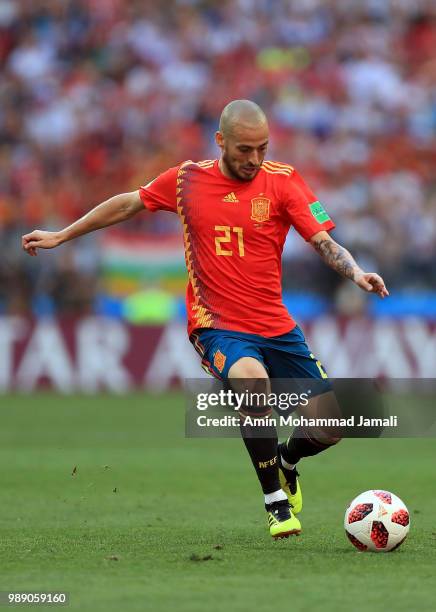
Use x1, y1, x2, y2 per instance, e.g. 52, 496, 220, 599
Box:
0, 393, 435, 611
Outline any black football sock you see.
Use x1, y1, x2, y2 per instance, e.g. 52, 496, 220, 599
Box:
282, 426, 340, 465
239, 409, 281, 495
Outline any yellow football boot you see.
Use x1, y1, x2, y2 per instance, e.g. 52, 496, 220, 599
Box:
266, 500, 302, 539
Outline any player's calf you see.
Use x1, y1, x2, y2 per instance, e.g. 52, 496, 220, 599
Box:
229, 362, 287, 504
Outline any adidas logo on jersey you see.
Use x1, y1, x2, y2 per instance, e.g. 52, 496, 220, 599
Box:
222, 192, 239, 203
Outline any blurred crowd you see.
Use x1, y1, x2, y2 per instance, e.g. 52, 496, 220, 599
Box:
0, 0, 435, 316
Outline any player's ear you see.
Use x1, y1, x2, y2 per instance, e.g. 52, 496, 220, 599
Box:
215, 131, 224, 148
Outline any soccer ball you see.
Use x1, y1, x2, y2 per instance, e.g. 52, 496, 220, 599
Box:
344, 490, 410, 552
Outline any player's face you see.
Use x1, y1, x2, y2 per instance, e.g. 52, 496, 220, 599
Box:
216, 123, 269, 181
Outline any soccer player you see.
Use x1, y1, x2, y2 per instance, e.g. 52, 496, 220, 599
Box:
22, 100, 388, 539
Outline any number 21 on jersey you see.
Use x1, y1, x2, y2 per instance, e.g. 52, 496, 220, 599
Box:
214, 225, 245, 257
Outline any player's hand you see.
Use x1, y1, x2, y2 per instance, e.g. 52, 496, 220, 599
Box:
354, 272, 389, 298
22, 230, 62, 256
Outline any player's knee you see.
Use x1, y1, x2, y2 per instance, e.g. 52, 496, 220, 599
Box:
228, 356, 267, 378
228, 357, 270, 412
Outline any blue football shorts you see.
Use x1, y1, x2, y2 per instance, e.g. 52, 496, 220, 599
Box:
190, 325, 331, 395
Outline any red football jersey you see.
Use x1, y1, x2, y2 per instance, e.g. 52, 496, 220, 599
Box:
139, 159, 335, 337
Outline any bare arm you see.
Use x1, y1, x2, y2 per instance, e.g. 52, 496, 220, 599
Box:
310, 230, 389, 298
22, 191, 144, 256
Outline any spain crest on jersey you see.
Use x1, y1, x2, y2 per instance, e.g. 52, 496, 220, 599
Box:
251, 196, 270, 222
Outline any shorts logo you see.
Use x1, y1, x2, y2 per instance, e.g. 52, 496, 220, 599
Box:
213, 350, 226, 373
251, 196, 270, 222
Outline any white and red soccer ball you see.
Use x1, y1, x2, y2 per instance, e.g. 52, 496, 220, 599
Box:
344, 490, 410, 552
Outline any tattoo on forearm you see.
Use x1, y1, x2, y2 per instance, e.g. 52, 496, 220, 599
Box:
313, 239, 357, 280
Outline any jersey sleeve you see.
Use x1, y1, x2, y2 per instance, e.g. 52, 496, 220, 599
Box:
282, 170, 335, 240
139, 165, 179, 213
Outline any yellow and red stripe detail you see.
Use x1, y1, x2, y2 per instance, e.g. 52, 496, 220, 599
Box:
261, 161, 294, 176
197, 159, 215, 168
176, 162, 214, 329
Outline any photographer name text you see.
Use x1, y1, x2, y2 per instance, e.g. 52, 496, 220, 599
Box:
196, 415, 399, 428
